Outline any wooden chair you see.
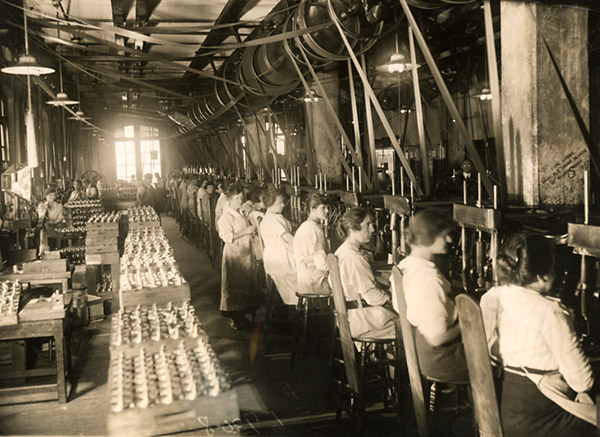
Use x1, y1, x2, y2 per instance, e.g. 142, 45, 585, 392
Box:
456, 294, 502, 437
327, 254, 401, 428
391, 267, 471, 436
391, 266, 428, 436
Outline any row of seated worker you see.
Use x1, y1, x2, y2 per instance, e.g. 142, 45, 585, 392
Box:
166, 173, 596, 435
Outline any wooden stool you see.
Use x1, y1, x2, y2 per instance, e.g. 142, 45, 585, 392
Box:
291, 292, 333, 368
260, 275, 296, 357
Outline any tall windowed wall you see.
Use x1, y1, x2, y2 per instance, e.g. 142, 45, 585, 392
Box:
115, 125, 161, 181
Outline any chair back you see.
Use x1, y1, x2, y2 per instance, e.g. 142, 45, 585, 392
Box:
391, 266, 428, 437
455, 294, 503, 437
326, 254, 360, 395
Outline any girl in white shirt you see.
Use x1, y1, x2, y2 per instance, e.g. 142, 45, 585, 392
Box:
481, 234, 594, 436
293, 193, 331, 296
334, 207, 397, 339
218, 183, 258, 330
397, 209, 468, 382
260, 189, 298, 305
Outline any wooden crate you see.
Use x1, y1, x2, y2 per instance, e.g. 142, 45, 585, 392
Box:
86, 222, 119, 232
22, 259, 67, 274
120, 283, 190, 308
86, 243, 119, 254
107, 389, 238, 437
86, 252, 120, 265
86, 229, 119, 239
0, 312, 18, 327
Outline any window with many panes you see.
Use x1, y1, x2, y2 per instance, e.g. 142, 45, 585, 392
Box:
115, 125, 161, 181
140, 126, 161, 177
115, 125, 136, 181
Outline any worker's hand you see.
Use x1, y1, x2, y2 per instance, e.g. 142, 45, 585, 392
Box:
247, 224, 257, 235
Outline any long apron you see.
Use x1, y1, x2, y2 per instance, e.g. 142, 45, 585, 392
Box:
220, 212, 258, 313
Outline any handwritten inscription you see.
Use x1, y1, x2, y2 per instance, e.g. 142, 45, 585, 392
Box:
197, 411, 286, 435
540, 149, 587, 187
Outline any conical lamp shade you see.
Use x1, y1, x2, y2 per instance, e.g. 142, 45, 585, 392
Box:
68, 110, 90, 121
1, 53, 55, 76
46, 92, 79, 106
376, 52, 419, 74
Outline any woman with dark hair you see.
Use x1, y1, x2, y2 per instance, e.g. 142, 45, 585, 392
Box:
217, 183, 258, 330
293, 193, 331, 295
481, 234, 595, 436
397, 209, 468, 382
334, 207, 397, 338
260, 188, 298, 305
67, 180, 85, 202
84, 180, 99, 200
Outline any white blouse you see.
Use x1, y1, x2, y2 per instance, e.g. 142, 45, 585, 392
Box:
293, 220, 328, 294
481, 284, 593, 393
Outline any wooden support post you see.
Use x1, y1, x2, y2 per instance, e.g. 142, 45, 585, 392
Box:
409, 27, 431, 196
399, 0, 493, 199
483, 0, 507, 207
328, 1, 422, 195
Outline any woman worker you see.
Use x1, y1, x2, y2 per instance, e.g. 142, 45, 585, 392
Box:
334, 207, 397, 339
397, 209, 468, 382
217, 183, 258, 331
37, 187, 66, 254
260, 188, 298, 306
481, 234, 595, 436
293, 193, 331, 296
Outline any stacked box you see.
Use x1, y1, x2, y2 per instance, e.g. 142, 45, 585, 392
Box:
85, 212, 121, 254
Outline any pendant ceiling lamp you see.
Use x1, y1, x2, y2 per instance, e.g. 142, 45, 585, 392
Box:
376, 34, 419, 74
46, 14, 78, 106
1, 10, 54, 75
302, 89, 322, 103
68, 75, 90, 120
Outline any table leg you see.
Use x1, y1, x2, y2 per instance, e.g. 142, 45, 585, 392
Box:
61, 279, 68, 294
55, 324, 68, 403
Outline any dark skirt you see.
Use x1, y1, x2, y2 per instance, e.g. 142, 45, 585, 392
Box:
414, 328, 469, 383
500, 371, 594, 437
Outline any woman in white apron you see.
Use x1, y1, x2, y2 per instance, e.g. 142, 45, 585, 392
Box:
334, 207, 397, 339
481, 233, 595, 436
260, 188, 298, 306
293, 193, 330, 296
218, 183, 259, 330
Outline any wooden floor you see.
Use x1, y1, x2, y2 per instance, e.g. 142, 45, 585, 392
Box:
0, 216, 471, 436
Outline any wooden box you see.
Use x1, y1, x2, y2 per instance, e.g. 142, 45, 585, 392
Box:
22, 259, 67, 274
87, 295, 104, 322
86, 252, 120, 265
86, 222, 119, 232
71, 265, 88, 289
120, 283, 190, 308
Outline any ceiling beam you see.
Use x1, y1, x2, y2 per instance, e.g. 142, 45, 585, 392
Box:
184, 0, 258, 80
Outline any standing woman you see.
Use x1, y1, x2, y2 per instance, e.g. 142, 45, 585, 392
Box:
293, 193, 330, 296
481, 234, 595, 436
260, 188, 298, 305
335, 207, 397, 339
218, 183, 258, 330
397, 209, 468, 382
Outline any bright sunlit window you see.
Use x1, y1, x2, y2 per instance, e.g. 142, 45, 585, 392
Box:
141, 126, 161, 177
115, 125, 161, 181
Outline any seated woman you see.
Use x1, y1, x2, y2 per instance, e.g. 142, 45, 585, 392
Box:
397, 209, 468, 382
260, 189, 298, 306
67, 180, 85, 202
481, 234, 595, 436
217, 183, 259, 330
334, 207, 397, 339
293, 193, 331, 296
37, 187, 66, 254
84, 180, 99, 200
